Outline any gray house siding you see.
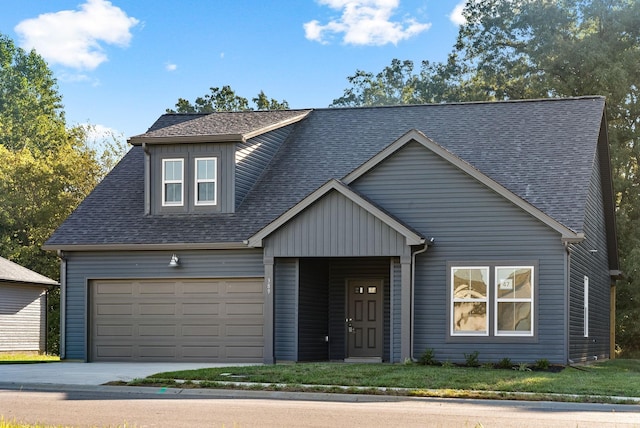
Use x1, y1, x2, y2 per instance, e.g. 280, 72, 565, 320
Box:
568, 149, 611, 362
150, 142, 236, 215
391, 258, 402, 363
263, 190, 410, 259
235, 125, 295, 208
0, 283, 47, 352
351, 141, 568, 364
63, 249, 264, 360
274, 258, 298, 361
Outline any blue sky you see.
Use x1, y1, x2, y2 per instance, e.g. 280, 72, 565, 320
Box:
2, 0, 466, 140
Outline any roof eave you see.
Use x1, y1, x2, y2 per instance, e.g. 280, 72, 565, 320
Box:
42, 242, 251, 252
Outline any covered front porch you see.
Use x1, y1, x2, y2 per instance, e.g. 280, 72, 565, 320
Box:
248, 180, 429, 364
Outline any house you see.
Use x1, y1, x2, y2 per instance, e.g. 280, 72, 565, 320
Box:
44, 96, 619, 365
0, 256, 58, 354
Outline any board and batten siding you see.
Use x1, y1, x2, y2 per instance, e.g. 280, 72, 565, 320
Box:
62, 249, 264, 360
0, 283, 47, 352
264, 190, 411, 259
568, 147, 611, 362
150, 142, 236, 215
351, 141, 568, 364
274, 258, 298, 361
235, 125, 295, 208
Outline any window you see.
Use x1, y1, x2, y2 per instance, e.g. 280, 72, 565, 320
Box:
162, 159, 183, 206
584, 276, 589, 337
195, 157, 216, 205
450, 264, 535, 338
495, 267, 534, 336
451, 267, 489, 336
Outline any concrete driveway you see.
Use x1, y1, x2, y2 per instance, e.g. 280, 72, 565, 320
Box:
0, 362, 257, 386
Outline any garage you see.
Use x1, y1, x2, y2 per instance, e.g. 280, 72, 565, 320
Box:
90, 278, 264, 362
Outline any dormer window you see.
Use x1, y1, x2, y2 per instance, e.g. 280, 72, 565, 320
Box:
195, 157, 217, 205
162, 159, 184, 206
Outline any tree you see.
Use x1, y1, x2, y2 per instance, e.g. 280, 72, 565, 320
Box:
0, 34, 67, 152
167, 85, 289, 113
0, 33, 111, 354
334, 0, 640, 354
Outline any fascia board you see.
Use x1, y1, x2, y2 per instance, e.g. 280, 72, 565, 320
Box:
343, 129, 582, 242
247, 179, 425, 248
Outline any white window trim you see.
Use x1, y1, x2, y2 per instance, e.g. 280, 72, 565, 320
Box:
162, 158, 184, 206
194, 157, 217, 206
450, 266, 489, 337
584, 275, 589, 338
494, 266, 535, 337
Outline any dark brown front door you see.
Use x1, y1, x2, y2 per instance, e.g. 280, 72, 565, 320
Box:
346, 279, 383, 359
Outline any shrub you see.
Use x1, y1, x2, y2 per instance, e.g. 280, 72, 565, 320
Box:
496, 357, 513, 369
464, 351, 480, 367
535, 358, 550, 370
418, 348, 438, 366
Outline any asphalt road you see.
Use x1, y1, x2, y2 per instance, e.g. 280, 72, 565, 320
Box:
1, 385, 639, 428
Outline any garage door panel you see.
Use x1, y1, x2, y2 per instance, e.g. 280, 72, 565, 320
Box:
91, 278, 264, 362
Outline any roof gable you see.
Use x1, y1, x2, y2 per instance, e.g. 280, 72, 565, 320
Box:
344, 129, 583, 242
248, 179, 425, 248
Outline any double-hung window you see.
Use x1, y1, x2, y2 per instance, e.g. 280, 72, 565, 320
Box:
162, 159, 184, 206
451, 267, 489, 336
195, 157, 216, 205
450, 264, 534, 337
495, 266, 534, 336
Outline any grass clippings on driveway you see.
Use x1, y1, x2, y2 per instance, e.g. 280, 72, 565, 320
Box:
126, 359, 640, 404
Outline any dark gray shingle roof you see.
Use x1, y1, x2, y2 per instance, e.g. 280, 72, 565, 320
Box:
46, 97, 606, 247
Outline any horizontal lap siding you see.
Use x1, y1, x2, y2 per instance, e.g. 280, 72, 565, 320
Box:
235, 126, 294, 208
0, 283, 46, 352
63, 249, 264, 360
569, 151, 610, 362
352, 141, 567, 364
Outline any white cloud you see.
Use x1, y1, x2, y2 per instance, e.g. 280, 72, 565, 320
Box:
304, 0, 431, 46
165, 63, 177, 72
449, 1, 466, 26
14, 0, 139, 70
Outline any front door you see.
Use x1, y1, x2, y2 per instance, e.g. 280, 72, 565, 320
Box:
346, 279, 383, 359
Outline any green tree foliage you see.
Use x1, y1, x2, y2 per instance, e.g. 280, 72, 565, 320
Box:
167, 85, 289, 113
0, 33, 111, 354
334, 0, 640, 354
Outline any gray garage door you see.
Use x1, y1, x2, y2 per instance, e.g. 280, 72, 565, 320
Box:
90, 278, 264, 362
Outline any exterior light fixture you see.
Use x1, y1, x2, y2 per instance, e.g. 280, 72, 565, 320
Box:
168, 254, 179, 267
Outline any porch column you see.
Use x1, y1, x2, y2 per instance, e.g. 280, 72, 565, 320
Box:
264, 256, 274, 364
400, 254, 412, 362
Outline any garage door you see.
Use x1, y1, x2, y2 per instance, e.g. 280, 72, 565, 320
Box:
90, 278, 264, 362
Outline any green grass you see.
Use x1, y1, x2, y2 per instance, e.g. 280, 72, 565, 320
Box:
0, 353, 59, 364
145, 359, 640, 400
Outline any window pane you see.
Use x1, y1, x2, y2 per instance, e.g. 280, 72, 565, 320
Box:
453, 302, 487, 333
197, 159, 214, 180
197, 182, 215, 202
165, 183, 181, 203
164, 160, 182, 180
453, 268, 487, 299
497, 268, 532, 299
497, 302, 531, 332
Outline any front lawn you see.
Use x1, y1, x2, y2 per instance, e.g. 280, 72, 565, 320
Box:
144, 359, 640, 401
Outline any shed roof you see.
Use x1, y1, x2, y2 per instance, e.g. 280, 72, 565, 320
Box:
0, 256, 58, 286
45, 97, 608, 249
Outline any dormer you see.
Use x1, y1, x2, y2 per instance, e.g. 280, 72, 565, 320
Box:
128, 110, 310, 215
